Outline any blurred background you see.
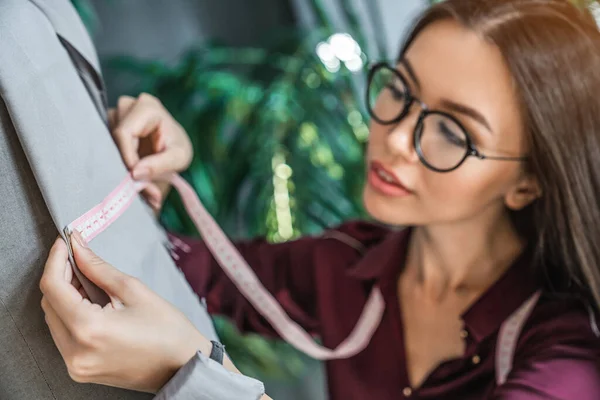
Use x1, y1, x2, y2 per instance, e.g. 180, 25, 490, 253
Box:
70, 0, 425, 398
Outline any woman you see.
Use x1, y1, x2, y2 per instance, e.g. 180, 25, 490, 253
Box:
40, 0, 600, 398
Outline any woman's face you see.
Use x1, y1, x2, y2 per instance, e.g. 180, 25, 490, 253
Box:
364, 19, 535, 227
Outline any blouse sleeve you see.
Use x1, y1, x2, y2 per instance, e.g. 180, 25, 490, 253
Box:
491, 304, 600, 399
168, 220, 387, 338
154, 352, 265, 400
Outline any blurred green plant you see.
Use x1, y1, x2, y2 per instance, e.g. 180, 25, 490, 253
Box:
109, 41, 371, 242
70, 0, 100, 34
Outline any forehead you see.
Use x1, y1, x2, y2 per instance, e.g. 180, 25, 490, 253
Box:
404, 19, 523, 143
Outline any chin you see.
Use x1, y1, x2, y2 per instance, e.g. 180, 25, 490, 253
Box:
362, 186, 421, 227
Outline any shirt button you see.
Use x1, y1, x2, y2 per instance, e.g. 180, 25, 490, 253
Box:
460, 329, 469, 339
472, 354, 481, 365
403, 387, 413, 397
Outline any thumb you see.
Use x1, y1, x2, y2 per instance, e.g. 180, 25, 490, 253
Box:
132, 148, 186, 181
70, 230, 137, 306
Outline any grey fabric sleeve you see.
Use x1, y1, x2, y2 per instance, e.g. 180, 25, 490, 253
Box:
154, 352, 266, 400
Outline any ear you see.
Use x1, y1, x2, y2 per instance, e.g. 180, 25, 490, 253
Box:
504, 174, 542, 211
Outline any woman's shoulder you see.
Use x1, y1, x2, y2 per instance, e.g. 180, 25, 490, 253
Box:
494, 295, 600, 398
497, 294, 600, 398
511, 293, 600, 394
522, 293, 600, 346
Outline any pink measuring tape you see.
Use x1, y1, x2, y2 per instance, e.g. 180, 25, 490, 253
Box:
66, 173, 539, 371
66, 173, 385, 360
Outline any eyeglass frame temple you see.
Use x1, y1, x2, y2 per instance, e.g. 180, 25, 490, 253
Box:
469, 147, 529, 162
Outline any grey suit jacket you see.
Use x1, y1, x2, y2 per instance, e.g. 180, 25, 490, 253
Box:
0, 1, 226, 398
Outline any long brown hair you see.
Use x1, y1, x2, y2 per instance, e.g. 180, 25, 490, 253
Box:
402, 0, 600, 308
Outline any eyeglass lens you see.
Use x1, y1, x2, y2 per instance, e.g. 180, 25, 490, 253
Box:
368, 65, 470, 171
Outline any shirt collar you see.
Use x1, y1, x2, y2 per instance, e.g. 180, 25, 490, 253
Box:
461, 246, 539, 342
346, 227, 540, 342
345, 228, 410, 281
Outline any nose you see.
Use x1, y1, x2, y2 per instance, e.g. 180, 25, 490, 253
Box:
385, 103, 422, 163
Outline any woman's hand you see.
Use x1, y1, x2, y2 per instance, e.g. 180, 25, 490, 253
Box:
39, 231, 211, 393
109, 94, 193, 211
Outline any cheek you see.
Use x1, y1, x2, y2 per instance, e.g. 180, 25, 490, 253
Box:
420, 163, 513, 219
366, 122, 387, 157
362, 166, 510, 226
362, 123, 520, 225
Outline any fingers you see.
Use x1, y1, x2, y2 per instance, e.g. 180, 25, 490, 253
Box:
116, 94, 163, 139
41, 296, 74, 360
112, 93, 192, 184
116, 96, 136, 122
64, 259, 73, 282
108, 97, 135, 134
141, 183, 163, 212
111, 95, 147, 168
112, 130, 140, 170
70, 268, 90, 300
70, 231, 141, 305
108, 109, 117, 131
40, 238, 85, 322
132, 151, 178, 181
42, 296, 105, 383
132, 137, 191, 180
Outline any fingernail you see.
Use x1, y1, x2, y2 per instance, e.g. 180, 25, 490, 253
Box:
111, 298, 125, 310
72, 229, 88, 248
133, 167, 150, 180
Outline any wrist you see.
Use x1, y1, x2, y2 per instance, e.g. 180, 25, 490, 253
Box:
170, 330, 212, 373
191, 332, 214, 362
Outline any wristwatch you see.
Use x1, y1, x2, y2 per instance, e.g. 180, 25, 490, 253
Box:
209, 340, 225, 364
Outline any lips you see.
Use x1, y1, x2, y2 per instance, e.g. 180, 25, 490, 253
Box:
368, 161, 413, 197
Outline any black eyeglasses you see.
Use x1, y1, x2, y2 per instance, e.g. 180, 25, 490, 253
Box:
366, 62, 527, 172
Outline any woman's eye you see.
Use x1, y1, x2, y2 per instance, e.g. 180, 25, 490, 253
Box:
386, 84, 406, 101
438, 121, 466, 147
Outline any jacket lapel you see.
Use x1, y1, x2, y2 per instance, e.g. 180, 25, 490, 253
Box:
29, 0, 101, 74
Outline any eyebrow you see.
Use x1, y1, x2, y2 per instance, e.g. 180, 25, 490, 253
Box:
398, 58, 493, 134
439, 99, 493, 133
399, 59, 421, 91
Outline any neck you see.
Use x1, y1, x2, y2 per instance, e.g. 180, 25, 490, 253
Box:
406, 210, 525, 301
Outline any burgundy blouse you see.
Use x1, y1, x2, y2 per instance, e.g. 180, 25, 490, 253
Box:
170, 221, 600, 399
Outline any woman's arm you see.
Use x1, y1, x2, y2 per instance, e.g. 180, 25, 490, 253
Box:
491, 311, 600, 400
491, 350, 600, 399
169, 218, 384, 338
171, 232, 324, 338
